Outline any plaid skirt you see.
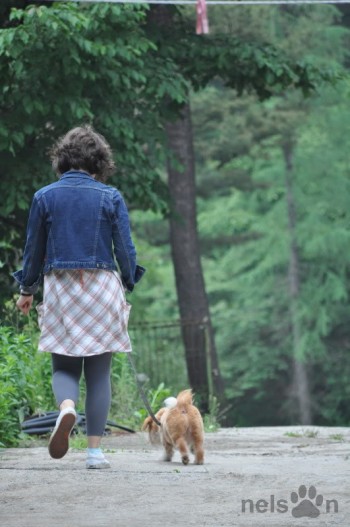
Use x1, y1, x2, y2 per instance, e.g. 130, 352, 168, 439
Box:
36, 269, 132, 357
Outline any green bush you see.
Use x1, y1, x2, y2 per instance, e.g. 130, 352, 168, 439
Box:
133, 382, 172, 424
110, 353, 172, 429
0, 324, 176, 444
0, 325, 54, 447
110, 353, 139, 428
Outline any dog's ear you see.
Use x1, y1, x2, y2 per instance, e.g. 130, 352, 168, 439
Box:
141, 416, 153, 432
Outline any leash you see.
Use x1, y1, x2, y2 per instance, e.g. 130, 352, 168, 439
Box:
127, 353, 162, 427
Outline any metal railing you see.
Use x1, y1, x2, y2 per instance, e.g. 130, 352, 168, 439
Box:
128, 321, 190, 392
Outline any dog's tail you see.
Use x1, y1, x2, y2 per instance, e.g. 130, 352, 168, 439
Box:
164, 396, 177, 409
176, 389, 193, 412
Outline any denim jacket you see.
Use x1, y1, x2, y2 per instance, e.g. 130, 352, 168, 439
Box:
13, 171, 145, 294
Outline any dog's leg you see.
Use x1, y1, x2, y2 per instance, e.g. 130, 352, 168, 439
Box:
193, 443, 204, 465
192, 427, 205, 465
176, 438, 190, 465
163, 441, 174, 462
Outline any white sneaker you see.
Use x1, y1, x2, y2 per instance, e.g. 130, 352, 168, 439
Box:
86, 451, 111, 469
48, 407, 77, 459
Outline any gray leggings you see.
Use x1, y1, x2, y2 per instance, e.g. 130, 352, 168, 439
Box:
51, 352, 112, 436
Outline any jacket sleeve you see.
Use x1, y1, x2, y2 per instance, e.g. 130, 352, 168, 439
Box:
111, 190, 145, 292
12, 194, 47, 295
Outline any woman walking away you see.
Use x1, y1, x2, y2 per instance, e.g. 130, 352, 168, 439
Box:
14, 125, 145, 469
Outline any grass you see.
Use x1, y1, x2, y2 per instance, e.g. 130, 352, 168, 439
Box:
284, 429, 319, 439
203, 395, 221, 433
285, 430, 348, 442
203, 414, 220, 432
284, 431, 302, 438
70, 432, 88, 451
329, 434, 344, 442
304, 430, 319, 438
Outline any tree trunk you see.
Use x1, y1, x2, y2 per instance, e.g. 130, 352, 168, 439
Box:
165, 102, 225, 413
283, 142, 312, 425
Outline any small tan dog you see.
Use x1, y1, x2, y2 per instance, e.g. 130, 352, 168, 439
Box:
142, 389, 204, 465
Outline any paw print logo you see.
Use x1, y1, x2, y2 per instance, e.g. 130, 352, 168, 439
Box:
291, 485, 323, 518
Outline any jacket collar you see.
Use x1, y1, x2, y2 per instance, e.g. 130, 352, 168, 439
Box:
60, 170, 94, 180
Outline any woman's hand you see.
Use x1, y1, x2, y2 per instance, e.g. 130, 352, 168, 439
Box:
16, 294, 34, 315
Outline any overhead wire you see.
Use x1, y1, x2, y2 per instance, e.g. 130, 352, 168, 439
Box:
37, 0, 350, 5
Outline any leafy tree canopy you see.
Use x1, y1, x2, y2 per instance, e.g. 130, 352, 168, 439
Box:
0, 1, 340, 299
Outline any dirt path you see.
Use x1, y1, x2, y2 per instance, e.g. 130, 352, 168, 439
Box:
1, 426, 349, 526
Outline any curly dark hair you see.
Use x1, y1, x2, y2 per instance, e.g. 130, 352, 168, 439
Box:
50, 125, 116, 182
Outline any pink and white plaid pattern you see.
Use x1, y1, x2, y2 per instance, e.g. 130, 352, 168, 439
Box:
36, 270, 132, 357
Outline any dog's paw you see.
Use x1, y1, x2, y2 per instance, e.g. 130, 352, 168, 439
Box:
182, 455, 189, 465
194, 451, 204, 465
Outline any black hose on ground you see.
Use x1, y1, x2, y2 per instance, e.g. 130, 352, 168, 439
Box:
21, 412, 136, 435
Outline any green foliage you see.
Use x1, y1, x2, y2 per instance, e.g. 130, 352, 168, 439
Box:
110, 353, 140, 428
129, 6, 350, 426
0, 0, 332, 317
126, 222, 179, 322
133, 383, 172, 425
70, 432, 88, 451
329, 434, 344, 441
1, 2, 348, 434
203, 395, 221, 432
0, 2, 181, 214
284, 430, 318, 438
284, 431, 302, 438
0, 2, 182, 302
191, 80, 350, 425
0, 325, 53, 446
0, 321, 176, 445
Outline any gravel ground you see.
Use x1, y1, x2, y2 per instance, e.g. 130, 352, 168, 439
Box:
1, 426, 349, 527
